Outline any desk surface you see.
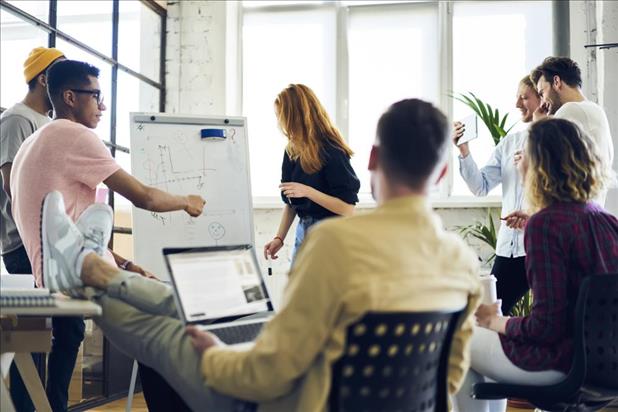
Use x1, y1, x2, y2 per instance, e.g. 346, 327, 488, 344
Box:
0, 296, 101, 317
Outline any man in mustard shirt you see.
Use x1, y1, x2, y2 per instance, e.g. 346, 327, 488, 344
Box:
39, 98, 482, 411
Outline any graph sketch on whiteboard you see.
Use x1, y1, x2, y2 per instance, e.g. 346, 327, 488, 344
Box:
140, 136, 217, 226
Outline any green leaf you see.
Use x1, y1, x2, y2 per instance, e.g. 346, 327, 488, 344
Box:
504, 120, 517, 135
499, 113, 508, 129
453, 94, 483, 118
449, 91, 518, 146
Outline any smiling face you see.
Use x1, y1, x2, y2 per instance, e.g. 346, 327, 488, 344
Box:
536, 75, 562, 115
208, 222, 225, 240
515, 83, 540, 123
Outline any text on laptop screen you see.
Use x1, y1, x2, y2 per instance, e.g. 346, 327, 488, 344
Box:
168, 248, 269, 323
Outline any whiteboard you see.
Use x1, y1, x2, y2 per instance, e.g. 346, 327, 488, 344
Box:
129, 113, 254, 279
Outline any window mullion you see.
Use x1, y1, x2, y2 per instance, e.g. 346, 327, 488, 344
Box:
439, 0, 453, 198
108, 0, 119, 216
48, 0, 57, 46
336, 4, 349, 142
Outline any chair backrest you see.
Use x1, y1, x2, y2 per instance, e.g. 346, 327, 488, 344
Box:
574, 274, 618, 389
329, 309, 464, 412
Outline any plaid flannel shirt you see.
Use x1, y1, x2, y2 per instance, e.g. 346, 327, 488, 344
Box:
500, 202, 618, 373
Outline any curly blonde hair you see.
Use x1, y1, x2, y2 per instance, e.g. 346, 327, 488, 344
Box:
525, 118, 609, 211
275, 84, 353, 174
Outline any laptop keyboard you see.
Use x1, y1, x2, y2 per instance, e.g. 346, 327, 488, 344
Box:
208, 321, 265, 344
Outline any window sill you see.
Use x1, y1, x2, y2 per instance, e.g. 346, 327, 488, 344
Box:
252, 195, 502, 209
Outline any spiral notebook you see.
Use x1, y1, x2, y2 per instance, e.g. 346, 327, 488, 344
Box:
0, 288, 56, 307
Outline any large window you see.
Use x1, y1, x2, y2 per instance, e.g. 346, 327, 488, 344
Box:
241, 0, 554, 201
242, 5, 337, 197
0, 3, 48, 108
348, 2, 440, 194
451, 1, 553, 196
0, 0, 165, 207
0, 0, 165, 405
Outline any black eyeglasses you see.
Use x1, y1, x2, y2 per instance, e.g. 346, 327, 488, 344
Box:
70, 89, 104, 105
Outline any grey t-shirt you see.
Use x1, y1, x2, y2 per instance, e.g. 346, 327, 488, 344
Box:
0, 102, 50, 255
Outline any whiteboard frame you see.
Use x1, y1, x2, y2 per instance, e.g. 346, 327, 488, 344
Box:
129, 112, 256, 275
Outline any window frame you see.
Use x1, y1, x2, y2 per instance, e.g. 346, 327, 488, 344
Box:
0, 0, 166, 213
238, 0, 561, 207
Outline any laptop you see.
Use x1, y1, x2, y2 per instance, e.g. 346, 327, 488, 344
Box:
164, 245, 274, 345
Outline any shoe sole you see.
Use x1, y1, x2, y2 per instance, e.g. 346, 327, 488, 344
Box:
40, 193, 51, 288
39, 192, 88, 296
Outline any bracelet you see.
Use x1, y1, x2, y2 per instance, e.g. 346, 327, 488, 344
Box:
120, 260, 132, 270
273, 236, 284, 245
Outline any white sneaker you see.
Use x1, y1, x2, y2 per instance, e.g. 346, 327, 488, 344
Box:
40, 191, 90, 292
76, 203, 113, 255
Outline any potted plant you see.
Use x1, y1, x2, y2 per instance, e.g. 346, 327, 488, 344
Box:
456, 209, 498, 266
451, 91, 517, 145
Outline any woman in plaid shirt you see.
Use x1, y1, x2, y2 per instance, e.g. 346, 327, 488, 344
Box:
453, 118, 618, 412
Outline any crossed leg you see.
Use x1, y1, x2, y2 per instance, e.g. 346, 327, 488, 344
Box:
82, 256, 244, 411
39, 192, 251, 411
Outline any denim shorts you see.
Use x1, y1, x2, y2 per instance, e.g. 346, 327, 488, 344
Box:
291, 215, 325, 263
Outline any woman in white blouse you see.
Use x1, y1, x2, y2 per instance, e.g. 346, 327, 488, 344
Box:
452, 75, 540, 314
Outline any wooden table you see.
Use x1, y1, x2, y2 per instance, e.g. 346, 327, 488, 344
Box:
1, 296, 101, 412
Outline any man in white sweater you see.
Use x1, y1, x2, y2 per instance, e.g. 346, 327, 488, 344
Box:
531, 56, 614, 206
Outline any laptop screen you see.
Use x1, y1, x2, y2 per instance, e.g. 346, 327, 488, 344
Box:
166, 246, 270, 324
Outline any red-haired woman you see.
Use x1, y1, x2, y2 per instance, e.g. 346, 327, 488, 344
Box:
264, 84, 360, 263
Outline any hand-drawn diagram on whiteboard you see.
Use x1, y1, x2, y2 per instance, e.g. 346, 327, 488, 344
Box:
130, 113, 254, 279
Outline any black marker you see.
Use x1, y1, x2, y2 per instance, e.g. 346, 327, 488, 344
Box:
267, 256, 272, 276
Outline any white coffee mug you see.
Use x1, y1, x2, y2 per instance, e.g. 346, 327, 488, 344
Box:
479, 274, 498, 305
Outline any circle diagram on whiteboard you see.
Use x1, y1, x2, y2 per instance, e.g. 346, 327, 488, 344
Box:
208, 222, 226, 243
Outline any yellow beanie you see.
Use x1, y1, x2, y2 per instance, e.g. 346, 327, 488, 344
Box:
23, 47, 65, 83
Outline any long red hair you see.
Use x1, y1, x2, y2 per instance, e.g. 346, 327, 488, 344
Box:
275, 84, 353, 174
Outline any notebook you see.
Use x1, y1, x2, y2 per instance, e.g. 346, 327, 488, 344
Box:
164, 245, 274, 345
0, 287, 56, 307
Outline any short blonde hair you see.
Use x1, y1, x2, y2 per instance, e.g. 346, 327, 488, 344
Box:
520, 75, 539, 97
525, 118, 609, 210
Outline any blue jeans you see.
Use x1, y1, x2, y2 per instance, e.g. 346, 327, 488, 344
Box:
291, 216, 325, 263
2, 246, 85, 412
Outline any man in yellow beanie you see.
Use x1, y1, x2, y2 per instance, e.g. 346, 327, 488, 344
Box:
23, 47, 65, 85
0, 46, 69, 412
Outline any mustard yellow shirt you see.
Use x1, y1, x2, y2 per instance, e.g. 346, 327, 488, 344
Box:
201, 195, 482, 411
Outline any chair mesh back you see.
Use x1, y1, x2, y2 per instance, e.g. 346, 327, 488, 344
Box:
329, 310, 463, 412
583, 274, 618, 388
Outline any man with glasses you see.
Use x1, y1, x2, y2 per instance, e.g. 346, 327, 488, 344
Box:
0, 46, 68, 412
10, 59, 204, 411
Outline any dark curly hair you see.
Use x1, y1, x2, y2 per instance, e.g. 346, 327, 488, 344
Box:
530, 56, 582, 88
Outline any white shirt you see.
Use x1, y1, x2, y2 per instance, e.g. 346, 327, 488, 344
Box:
458, 129, 527, 258
555, 101, 614, 206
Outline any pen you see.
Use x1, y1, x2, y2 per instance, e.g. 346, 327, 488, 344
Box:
267, 256, 272, 276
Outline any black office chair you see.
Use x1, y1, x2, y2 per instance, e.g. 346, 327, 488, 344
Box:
329, 308, 465, 412
472, 274, 618, 411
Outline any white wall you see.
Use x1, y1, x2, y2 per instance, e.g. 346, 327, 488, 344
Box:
166, 0, 227, 115
570, 0, 618, 215
597, 1, 618, 214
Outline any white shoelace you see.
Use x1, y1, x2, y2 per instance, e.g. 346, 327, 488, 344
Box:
83, 227, 106, 255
